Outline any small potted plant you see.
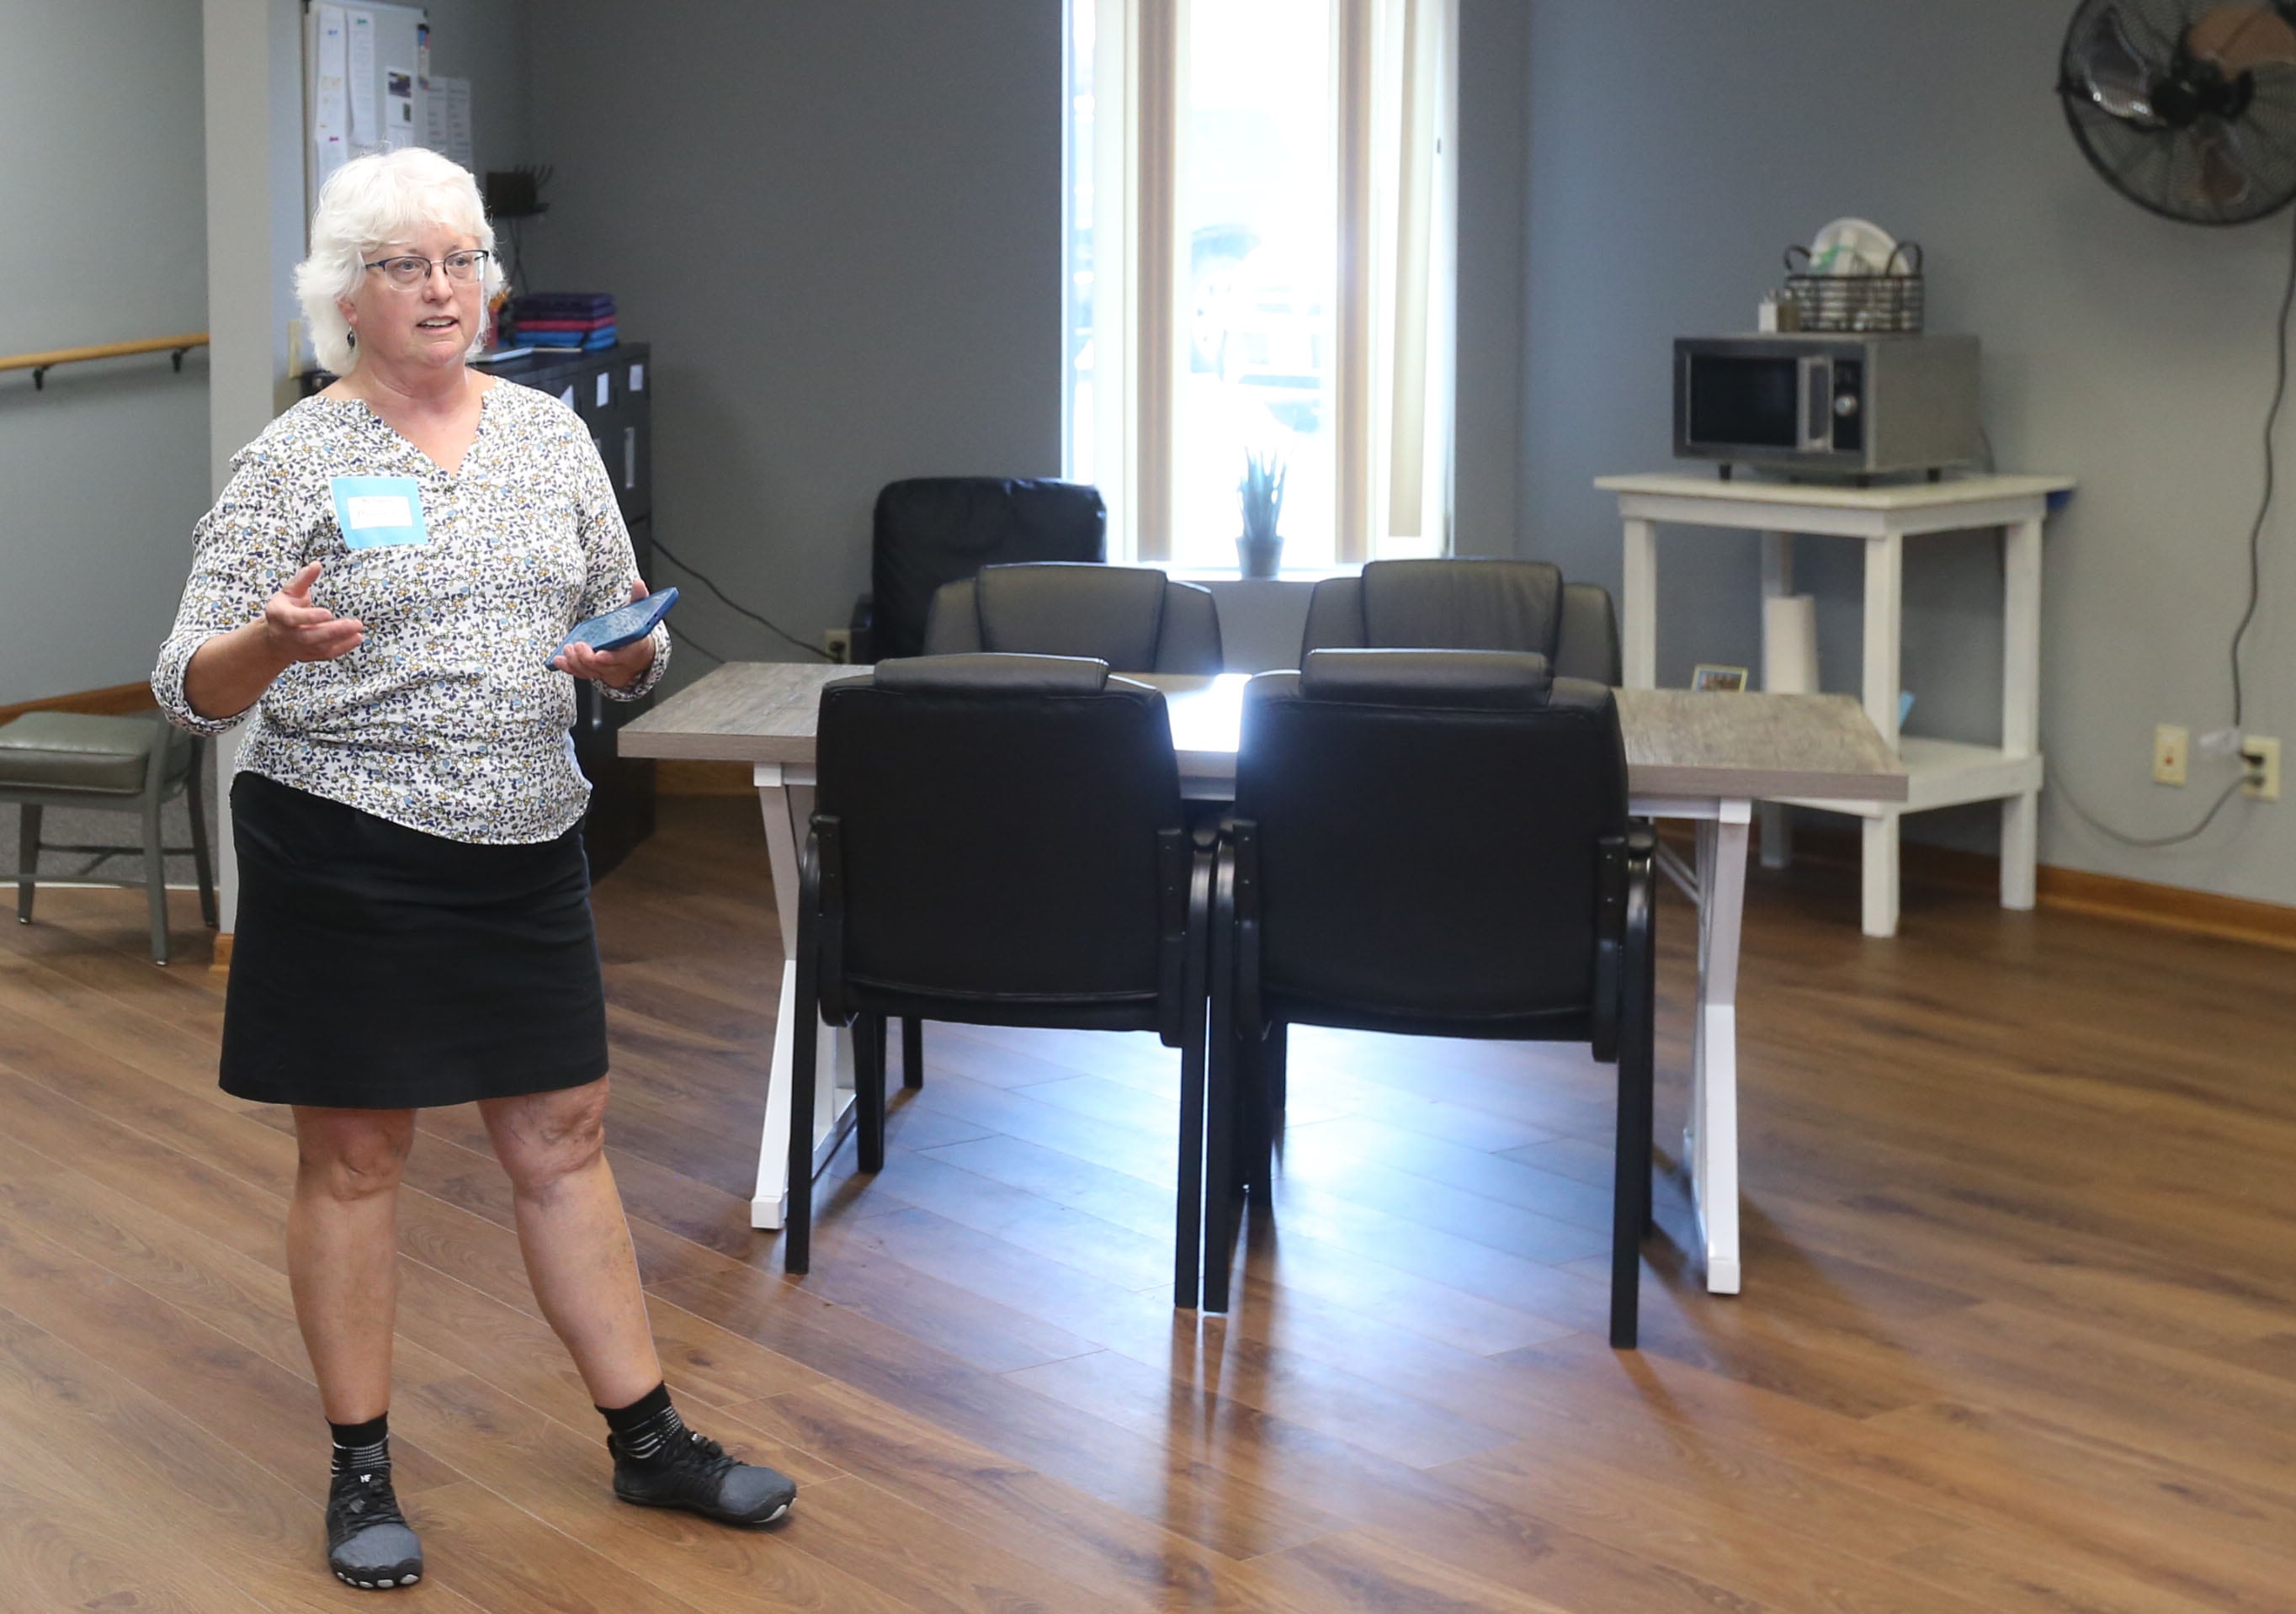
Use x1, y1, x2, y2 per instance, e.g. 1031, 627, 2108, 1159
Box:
1237, 446, 1286, 578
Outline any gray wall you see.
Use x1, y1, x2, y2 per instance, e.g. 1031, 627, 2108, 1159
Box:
425, 0, 532, 179
1519, 0, 2296, 903
1454, 0, 1531, 559
527, 0, 1065, 689
0, 1, 212, 706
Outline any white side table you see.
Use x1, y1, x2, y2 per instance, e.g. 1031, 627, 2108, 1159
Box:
1597, 471, 2075, 937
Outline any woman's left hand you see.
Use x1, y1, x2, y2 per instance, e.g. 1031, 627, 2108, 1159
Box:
553, 582, 658, 689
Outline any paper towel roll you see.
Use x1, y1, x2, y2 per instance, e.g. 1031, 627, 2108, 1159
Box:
1762, 594, 1818, 693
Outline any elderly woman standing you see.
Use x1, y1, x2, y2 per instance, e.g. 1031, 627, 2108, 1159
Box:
151, 149, 793, 1593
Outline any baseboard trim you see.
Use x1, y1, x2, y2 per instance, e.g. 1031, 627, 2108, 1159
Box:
210, 932, 232, 976
0, 682, 157, 726
657, 759, 752, 798
1768, 823, 2296, 952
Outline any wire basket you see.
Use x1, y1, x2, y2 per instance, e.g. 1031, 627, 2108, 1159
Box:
1783, 242, 1924, 333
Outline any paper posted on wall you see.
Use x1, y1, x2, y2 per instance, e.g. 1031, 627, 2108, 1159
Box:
313, 3, 350, 183
421, 76, 474, 170
384, 66, 415, 151
346, 9, 378, 149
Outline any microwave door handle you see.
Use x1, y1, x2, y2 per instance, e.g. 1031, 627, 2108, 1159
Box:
1799, 355, 1832, 452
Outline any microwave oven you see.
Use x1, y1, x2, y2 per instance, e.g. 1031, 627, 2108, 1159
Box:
1673, 333, 1980, 478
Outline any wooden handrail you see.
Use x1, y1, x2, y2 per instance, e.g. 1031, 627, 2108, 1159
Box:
1, 332, 210, 390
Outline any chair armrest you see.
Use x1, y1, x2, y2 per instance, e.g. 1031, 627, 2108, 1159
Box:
1231, 819, 1262, 1032
1156, 826, 1191, 1048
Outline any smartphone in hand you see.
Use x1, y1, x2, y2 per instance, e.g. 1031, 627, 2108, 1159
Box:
548, 587, 678, 668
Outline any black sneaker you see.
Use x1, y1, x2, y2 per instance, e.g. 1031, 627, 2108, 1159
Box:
326, 1466, 423, 1590
609, 1426, 796, 1526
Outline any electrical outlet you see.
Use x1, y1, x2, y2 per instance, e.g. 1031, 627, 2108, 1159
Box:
822, 628, 853, 665
2241, 735, 2280, 801
2154, 724, 2188, 786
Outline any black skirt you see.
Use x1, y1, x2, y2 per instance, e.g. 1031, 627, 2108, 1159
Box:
221, 771, 610, 1108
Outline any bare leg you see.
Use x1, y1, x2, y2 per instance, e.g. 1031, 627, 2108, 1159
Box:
479, 1077, 662, 1408
289, 1107, 417, 1423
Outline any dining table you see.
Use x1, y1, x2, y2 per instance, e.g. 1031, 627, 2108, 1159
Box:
619, 664, 1905, 1296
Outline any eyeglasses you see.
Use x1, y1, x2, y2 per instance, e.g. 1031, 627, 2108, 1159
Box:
362, 249, 492, 288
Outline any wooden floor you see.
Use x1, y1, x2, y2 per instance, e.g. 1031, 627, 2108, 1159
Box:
3, 797, 2293, 1612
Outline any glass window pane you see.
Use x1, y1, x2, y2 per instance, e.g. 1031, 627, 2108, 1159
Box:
1176, 0, 1335, 571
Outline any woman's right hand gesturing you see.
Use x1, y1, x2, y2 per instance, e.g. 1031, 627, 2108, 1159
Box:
180, 562, 365, 721
262, 563, 364, 661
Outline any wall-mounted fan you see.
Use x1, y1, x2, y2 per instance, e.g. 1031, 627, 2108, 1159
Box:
2059, 0, 2296, 223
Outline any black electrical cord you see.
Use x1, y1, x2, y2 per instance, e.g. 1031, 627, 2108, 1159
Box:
2054, 770, 2247, 850
649, 535, 832, 661
2230, 199, 2296, 729
667, 621, 729, 666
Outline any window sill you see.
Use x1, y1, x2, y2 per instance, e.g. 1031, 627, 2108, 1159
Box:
1164, 564, 1361, 585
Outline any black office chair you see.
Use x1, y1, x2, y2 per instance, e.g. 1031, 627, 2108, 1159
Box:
1300, 558, 1622, 685
1208, 649, 1656, 1347
922, 562, 1224, 674
785, 653, 1214, 1307
853, 478, 1107, 663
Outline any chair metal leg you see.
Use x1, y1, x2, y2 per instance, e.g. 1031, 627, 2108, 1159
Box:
856, 1013, 887, 1173
785, 858, 824, 1275
184, 746, 218, 929
1611, 859, 1657, 1350
1266, 1020, 1287, 1113
141, 798, 169, 966
1243, 1028, 1274, 1201
1172, 849, 1212, 1310
15, 804, 39, 925
901, 1017, 924, 1090
1203, 851, 1240, 1313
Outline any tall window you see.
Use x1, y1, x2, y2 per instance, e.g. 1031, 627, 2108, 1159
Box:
1065, 0, 1457, 571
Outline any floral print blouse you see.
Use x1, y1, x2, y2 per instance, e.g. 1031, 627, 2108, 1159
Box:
151, 380, 667, 845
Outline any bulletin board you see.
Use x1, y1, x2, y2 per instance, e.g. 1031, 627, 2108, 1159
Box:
303, 1, 473, 217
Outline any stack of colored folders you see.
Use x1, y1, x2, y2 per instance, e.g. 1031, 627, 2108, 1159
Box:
513, 293, 618, 351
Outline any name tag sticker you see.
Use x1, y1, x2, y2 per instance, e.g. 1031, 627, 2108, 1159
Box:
330, 476, 429, 548
345, 494, 412, 528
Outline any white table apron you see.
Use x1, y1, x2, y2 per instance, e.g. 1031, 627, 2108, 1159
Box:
740, 761, 1757, 1298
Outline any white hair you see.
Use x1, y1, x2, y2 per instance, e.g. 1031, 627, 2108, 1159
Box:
294, 148, 506, 374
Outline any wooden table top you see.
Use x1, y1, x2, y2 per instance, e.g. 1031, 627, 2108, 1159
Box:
620, 664, 1908, 803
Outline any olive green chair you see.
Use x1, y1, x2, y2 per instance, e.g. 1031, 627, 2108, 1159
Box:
0, 710, 216, 965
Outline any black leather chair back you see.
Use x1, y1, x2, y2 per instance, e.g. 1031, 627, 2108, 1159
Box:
815, 654, 1184, 1018
1235, 649, 1628, 1031
871, 480, 1107, 661
1301, 558, 1621, 685
922, 562, 1224, 674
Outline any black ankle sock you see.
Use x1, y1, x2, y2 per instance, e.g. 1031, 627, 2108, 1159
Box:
598, 1382, 681, 1461
330, 1414, 391, 1477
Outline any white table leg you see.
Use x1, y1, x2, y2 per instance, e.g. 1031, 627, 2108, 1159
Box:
1758, 532, 1795, 870
1623, 517, 1657, 688
749, 765, 853, 1230
1861, 531, 1904, 938
1686, 799, 1750, 1295
2001, 517, 2043, 911
1863, 811, 1900, 938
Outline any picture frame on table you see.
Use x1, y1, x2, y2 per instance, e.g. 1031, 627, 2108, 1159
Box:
1691, 664, 1748, 693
